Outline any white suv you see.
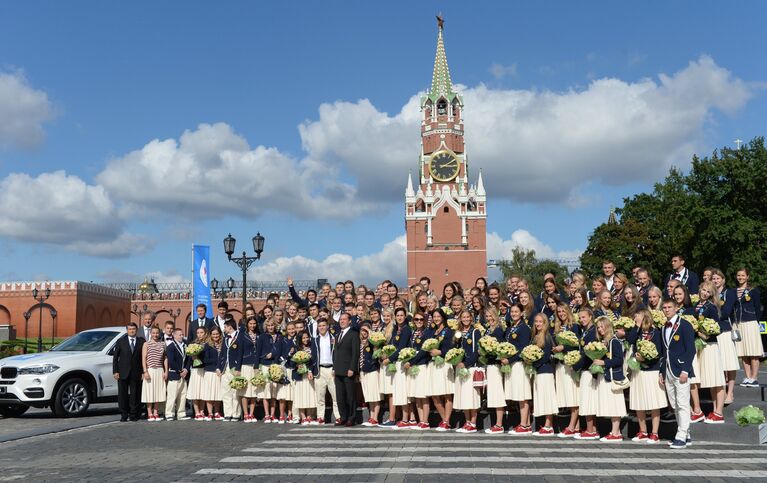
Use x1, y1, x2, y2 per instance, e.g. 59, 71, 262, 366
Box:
0, 327, 126, 417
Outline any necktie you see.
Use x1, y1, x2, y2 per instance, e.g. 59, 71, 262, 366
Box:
664, 321, 673, 329
130, 338, 135, 352
199, 319, 204, 327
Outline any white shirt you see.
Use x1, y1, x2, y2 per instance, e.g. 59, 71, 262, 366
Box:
128, 337, 137, 351
319, 333, 332, 366
664, 315, 678, 345
307, 318, 318, 338
142, 326, 151, 340
604, 275, 615, 291
164, 334, 174, 346
339, 327, 350, 342
216, 317, 227, 334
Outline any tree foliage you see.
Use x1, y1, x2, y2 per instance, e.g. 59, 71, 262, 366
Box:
498, 247, 569, 295
581, 137, 767, 288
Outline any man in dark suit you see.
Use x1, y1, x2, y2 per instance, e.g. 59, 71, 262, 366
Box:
333, 313, 360, 427
188, 303, 215, 341
664, 254, 700, 295
112, 322, 145, 422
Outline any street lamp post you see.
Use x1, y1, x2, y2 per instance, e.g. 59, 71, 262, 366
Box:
22, 311, 31, 354
167, 308, 181, 325
223, 233, 265, 313
50, 309, 57, 348
211, 278, 223, 300
132, 303, 151, 324
32, 286, 51, 353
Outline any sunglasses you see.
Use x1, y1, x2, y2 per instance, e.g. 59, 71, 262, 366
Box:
413, 317, 425, 321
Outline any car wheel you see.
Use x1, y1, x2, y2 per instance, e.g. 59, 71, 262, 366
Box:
0, 404, 30, 418
53, 378, 90, 417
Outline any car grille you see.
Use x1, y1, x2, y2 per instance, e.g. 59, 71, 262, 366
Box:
1, 367, 18, 379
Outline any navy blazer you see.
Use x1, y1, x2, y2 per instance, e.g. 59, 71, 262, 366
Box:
631, 328, 662, 372
664, 269, 700, 295
201, 344, 221, 373
218, 331, 245, 372
602, 337, 625, 382
360, 343, 379, 373
257, 333, 282, 367
532, 338, 554, 374
457, 328, 481, 367
574, 324, 598, 372
409, 328, 434, 366
241, 332, 259, 367
594, 308, 621, 320
430, 326, 454, 360
389, 324, 413, 362
278, 336, 297, 366
310, 332, 335, 376
693, 300, 722, 341
733, 287, 762, 323
659, 315, 696, 378
292, 345, 315, 381
166, 341, 190, 381
505, 320, 531, 364
484, 326, 505, 365
719, 289, 735, 330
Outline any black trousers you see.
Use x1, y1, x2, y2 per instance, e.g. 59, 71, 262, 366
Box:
117, 377, 141, 419
334, 374, 356, 423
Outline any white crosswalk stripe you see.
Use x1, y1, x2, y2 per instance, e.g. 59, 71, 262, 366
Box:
194, 427, 767, 479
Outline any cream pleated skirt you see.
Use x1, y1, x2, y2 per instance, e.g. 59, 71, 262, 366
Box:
255, 365, 276, 400
241, 365, 258, 398
504, 361, 532, 402
427, 361, 455, 396
485, 365, 506, 408
698, 343, 725, 388
736, 321, 764, 357
716, 332, 740, 371
453, 367, 480, 410
380, 365, 394, 395
275, 368, 293, 401
392, 362, 410, 406
690, 353, 701, 385
140, 367, 167, 403
596, 375, 626, 418
578, 370, 599, 416
412, 365, 430, 399
201, 370, 222, 401
293, 377, 316, 409
628, 370, 667, 411
361, 370, 382, 402
555, 363, 579, 408
187, 367, 205, 400
533, 373, 558, 416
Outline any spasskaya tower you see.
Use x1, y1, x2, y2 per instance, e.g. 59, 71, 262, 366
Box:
405, 17, 487, 290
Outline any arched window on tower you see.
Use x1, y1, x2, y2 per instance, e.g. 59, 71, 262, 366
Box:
468, 197, 477, 212
415, 199, 426, 212
424, 100, 432, 119
437, 99, 447, 116
452, 100, 460, 119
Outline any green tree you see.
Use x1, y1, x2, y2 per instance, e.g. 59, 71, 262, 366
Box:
581, 137, 767, 288
498, 247, 569, 295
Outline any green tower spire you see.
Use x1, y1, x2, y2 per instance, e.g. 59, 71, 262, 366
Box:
424, 16, 461, 105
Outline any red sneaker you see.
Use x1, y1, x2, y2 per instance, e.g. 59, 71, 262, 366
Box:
416, 422, 430, 430
631, 431, 648, 442
573, 430, 599, 440
690, 411, 705, 423
484, 424, 504, 434
213, 412, 224, 421
435, 421, 450, 432
600, 433, 623, 442
316, 417, 325, 425
704, 412, 724, 424
395, 420, 410, 430
508, 425, 532, 435
646, 433, 660, 444
533, 426, 554, 436
557, 427, 577, 438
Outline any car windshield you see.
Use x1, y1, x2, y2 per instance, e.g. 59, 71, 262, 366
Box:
51, 331, 120, 352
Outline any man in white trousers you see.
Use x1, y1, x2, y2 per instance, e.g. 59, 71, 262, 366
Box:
312, 318, 341, 424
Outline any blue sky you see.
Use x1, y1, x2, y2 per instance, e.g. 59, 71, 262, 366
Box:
0, 1, 765, 285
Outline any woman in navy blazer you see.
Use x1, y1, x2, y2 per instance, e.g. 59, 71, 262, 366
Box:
592, 316, 627, 442
711, 268, 739, 403
530, 313, 557, 436
694, 282, 726, 423
386, 307, 413, 427
627, 309, 666, 443
257, 318, 282, 423
733, 268, 763, 387
504, 304, 533, 435
240, 318, 260, 422
453, 309, 482, 433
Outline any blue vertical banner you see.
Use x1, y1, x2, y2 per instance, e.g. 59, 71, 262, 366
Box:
193, 245, 213, 318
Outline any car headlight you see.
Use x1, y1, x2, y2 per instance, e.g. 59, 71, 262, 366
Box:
18, 364, 60, 375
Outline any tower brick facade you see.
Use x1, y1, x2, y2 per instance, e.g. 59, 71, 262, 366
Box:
405, 21, 487, 291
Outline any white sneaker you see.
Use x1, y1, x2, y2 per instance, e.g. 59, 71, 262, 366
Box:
178, 416, 191, 421
164, 416, 174, 421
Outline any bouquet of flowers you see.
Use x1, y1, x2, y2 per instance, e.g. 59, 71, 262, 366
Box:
368, 331, 387, 348
478, 335, 498, 365
628, 339, 659, 371
397, 347, 417, 364
650, 310, 666, 329
583, 341, 608, 375
445, 347, 465, 366
563, 350, 581, 367
520, 344, 544, 376
228, 375, 248, 390
250, 372, 267, 388
268, 364, 286, 383
572, 312, 581, 325
408, 366, 420, 377
473, 322, 487, 336
554, 330, 580, 360
443, 307, 454, 317
681, 314, 699, 331
422, 338, 443, 365
495, 342, 518, 374
690, 294, 700, 305
614, 316, 635, 330
696, 318, 721, 350
447, 318, 459, 331
375, 344, 397, 361
186, 343, 204, 367
291, 350, 311, 375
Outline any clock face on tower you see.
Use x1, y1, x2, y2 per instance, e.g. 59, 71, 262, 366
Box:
428, 151, 459, 182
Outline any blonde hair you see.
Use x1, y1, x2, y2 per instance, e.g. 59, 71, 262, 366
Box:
531, 313, 552, 349
699, 280, 721, 318
595, 315, 614, 342
635, 309, 654, 332
553, 303, 573, 334
381, 308, 395, 340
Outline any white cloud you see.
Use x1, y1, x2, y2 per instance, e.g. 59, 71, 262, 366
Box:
297, 55, 752, 205
487, 229, 582, 261
250, 235, 407, 285
97, 122, 380, 219
0, 170, 149, 258
0, 71, 55, 149
489, 62, 518, 79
